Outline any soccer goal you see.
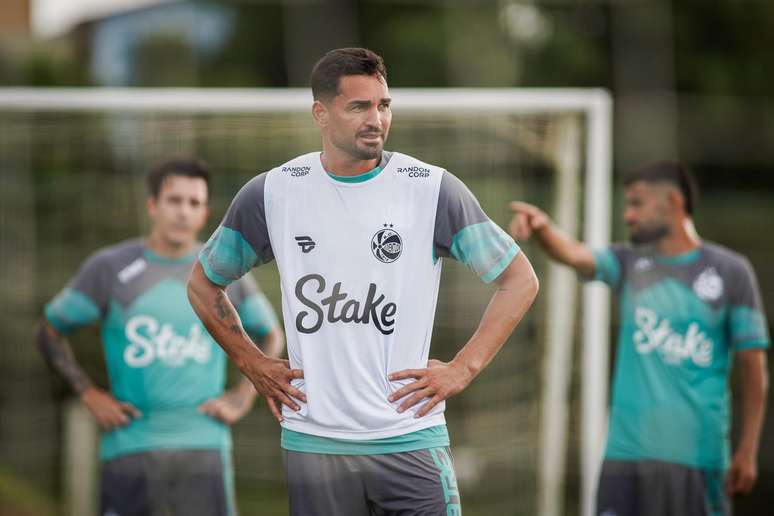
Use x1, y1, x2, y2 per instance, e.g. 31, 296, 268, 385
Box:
0, 87, 611, 516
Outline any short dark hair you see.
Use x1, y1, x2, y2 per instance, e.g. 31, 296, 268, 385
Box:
146, 158, 210, 198
623, 160, 698, 215
310, 47, 387, 101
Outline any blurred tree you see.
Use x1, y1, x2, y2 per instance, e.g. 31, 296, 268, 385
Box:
361, 2, 447, 86
199, 1, 287, 87
131, 32, 198, 86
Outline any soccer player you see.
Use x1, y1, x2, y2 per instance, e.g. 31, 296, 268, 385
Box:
188, 48, 539, 515
37, 159, 283, 516
508, 161, 769, 516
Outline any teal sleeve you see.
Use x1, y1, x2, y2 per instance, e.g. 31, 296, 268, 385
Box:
727, 257, 770, 351
730, 306, 770, 351
592, 248, 622, 288
450, 221, 520, 283
237, 292, 279, 340
44, 288, 101, 335
199, 226, 260, 287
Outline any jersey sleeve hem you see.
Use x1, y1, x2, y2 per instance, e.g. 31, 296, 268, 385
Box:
43, 304, 72, 334
43, 288, 101, 335
591, 248, 621, 286
481, 244, 521, 284
734, 339, 771, 351
199, 254, 233, 287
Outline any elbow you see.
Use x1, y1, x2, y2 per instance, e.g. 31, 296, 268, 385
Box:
519, 254, 540, 302
528, 271, 540, 302
34, 317, 48, 353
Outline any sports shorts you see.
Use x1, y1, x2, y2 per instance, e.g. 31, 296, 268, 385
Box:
283, 446, 462, 516
100, 448, 236, 516
596, 459, 729, 516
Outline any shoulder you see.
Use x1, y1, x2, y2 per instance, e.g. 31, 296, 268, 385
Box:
389, 152, 445, 184
702, 242, 750, 270
596, 242, 639, 269
701, 241, 755, 277
86, 238, 144, 272
236, 171, 270, 198
68, 239, 144, 292
266, 152, 319, 183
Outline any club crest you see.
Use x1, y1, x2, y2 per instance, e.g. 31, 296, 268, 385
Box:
372, 225, 402, 263
693, 267, 723, 301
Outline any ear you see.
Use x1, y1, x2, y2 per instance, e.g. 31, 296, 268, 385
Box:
312, 100, 329, 128
147, 196, 157, 218
667, 188, 685, 215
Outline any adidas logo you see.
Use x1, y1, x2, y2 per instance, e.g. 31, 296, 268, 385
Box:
295, 236, 316, 253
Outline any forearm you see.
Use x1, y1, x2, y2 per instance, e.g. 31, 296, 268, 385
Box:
534, 224, 595, 276
187, 262, 266, 372
737, 350, 768, 454
452, 252, 539, 378
36, 319, 94, 394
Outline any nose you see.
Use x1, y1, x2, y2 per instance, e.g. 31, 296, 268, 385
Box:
623, 208, 636, 226
178, 201, 194, 219
365, 106, 382, 130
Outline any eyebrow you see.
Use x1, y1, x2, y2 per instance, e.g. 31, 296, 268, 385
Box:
346, 98, 392, 108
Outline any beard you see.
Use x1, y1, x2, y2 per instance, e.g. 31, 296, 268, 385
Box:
628, 223, 669, 245
332, 131, 386, 161
350, 142, 382, 160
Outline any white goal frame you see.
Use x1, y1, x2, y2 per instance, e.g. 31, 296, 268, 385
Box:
0, 87, 612, 516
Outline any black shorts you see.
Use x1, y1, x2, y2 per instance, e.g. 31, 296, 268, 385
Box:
596, 459, 729, 516
100, 449, 236, 516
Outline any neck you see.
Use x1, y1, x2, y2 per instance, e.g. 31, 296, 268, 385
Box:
146, 231, 196, 258
320, 144, 379, 177
655, 218, 701, 255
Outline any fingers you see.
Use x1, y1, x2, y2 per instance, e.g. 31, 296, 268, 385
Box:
509, 201, 541, 216
388, 379, 427, 403
198, 400, 224, 420
397, 388, 433, 413
265, 396, 283, 423
285, 384, 307, 403
516, 213, 533, 240
510, 201, 537, 213
734, 472, 755, 495
274, 390, 301, 412
287, 368, 305, 380
247, 363, 307, 407
415, 395, 444, 418
120, 402, 142, 419
726, 468, 741, 495
507, 212, 532, 241
96, 407, 130, 431
388, 369, 425, 381
726, 467, 755, 495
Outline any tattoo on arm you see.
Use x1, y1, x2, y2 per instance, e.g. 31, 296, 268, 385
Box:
214, 290, 230, 319
213, 290, 246, 336
36, 321, 93, 394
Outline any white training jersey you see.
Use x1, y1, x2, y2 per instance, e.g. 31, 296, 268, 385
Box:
200, 151, 519, 440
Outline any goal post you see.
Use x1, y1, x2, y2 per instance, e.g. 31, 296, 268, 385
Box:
0, 87, 611, 516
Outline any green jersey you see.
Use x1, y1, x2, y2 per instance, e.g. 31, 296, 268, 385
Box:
45, 239, 278, 460
593, 242, 769, 469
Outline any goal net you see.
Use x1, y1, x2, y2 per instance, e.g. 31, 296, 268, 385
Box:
0, 88, 611, 516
